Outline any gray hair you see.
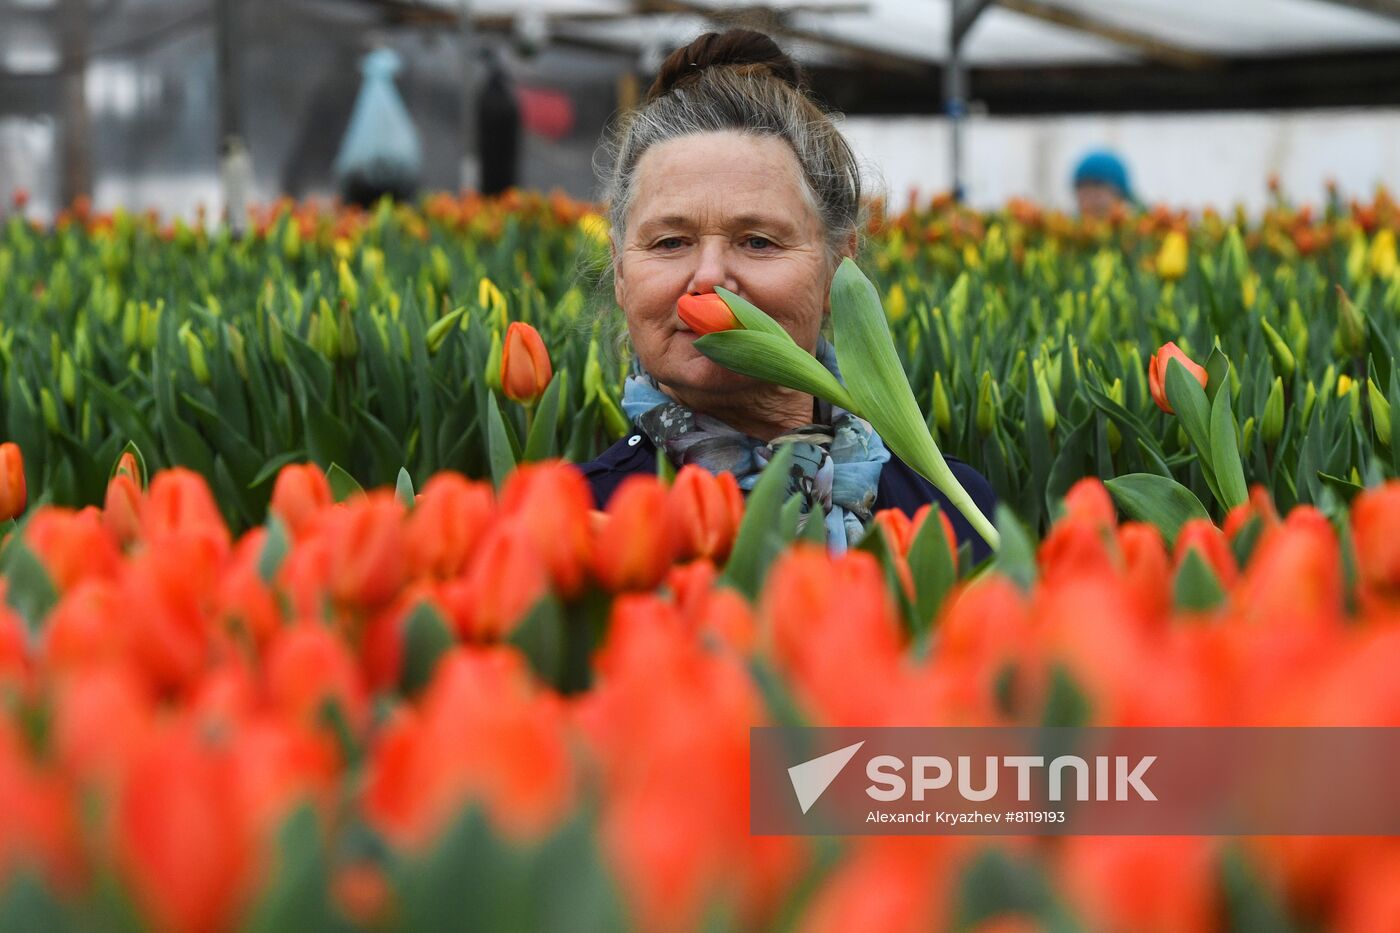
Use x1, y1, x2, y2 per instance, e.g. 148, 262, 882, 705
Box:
595, 63, 865, 266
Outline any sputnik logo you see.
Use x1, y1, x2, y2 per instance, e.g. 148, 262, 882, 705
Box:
788, 741, 865, 814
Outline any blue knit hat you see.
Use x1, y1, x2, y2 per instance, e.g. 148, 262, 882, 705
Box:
1072, 150, 1133, 200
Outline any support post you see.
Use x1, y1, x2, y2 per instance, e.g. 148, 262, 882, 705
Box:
58, 0, 91, 209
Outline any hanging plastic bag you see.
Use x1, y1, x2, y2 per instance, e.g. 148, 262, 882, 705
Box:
334, 48, 423, 204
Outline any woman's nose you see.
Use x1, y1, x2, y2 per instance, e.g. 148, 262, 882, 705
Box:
685, 237, 737, 295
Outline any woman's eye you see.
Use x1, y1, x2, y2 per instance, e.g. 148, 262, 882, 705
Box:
655, 237, 685, 250
745, 235, 774, 250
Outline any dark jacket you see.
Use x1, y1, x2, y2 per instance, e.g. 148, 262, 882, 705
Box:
579, 432, 998, 565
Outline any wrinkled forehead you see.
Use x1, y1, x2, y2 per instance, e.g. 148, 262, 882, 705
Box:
625, 131, 822, 236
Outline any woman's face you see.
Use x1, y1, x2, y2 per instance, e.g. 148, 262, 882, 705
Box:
615, 131, 836, 397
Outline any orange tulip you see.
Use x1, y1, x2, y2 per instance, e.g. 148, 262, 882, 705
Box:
1173, 518, 1238, 589
1147, 341, 1208, 414
405, 472, 496, 579
116, 727, 252, 933
104, 472, 144, 548
667, 466, 744, 563
501, 321, 552, 404
0, 442, 25, 521
592, 476, 678, 592
440, 520, 549, 641
269, 464, 332, 539
676, 292, 740, 336
1350, 481, 1400, 601
499, 461, 593, 596
264, 622, 368, 735
26, 507, 123, 591
325, 493, 407, 610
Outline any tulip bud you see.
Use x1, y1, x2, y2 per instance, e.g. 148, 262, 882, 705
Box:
1370, 228, 1397, 280
104, 472, 142, 547
1262, 377, 1285, 446
1369, 378, 1392, 447
1147, 341, 1208, 414
1258, 318, 1295, 381
885, 283, 907, 323
976, 371, 995, 435
121, 299, 138, 348
225, 325, 248, 381
40, 388, 59, 433
59, 351, 76, 405
0, 442, 25, 521
337, 304, 359, 360
1301, 380, 1318, 426
1338, 374, 1354, 398
178, 322, 211, 385
500, 321, 552, 405
1106, 378, 1124, 454
1336, 285, 1367, 358
676, 293, 740, 336
1034, 364, 1057, 434
267, 312, 287, 366
1155, 230, 1188, 281
337, 260, 359, 308
931, 371, 952, 436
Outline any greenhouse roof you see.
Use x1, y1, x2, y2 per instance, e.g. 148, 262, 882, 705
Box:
391, 0, 1400, 70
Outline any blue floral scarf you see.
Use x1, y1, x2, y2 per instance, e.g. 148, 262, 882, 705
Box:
620, 336, 889, 553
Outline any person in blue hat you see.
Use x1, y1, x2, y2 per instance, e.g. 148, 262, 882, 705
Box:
1072, 150, 1135, 220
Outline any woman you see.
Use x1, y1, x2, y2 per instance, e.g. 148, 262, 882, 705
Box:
580, 29, 997, 563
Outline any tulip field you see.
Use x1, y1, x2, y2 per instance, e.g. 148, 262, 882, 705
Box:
1, 188, 1400, 931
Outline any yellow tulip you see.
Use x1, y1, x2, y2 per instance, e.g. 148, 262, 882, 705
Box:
1156, 230, 1189, 281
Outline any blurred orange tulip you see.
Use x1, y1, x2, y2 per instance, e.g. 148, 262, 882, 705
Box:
104, 472, 144, 548
325, 493, 407, 610
1147, 342, 1208, 414
1173, 518, 1238, 589
269, 464, 332, 539
117, 727, 252, 933
593, 476, 679, 592
405, 473, 495, 579
501, 321, 552, 404
667, 466, 744, 563
1351, 481, 1400, 602
0, 442, 25, 522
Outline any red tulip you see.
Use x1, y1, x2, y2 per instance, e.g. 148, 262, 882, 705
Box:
1173, 518, 1238, 590
677, 292, 740, 336
592, 476, 679, 592
0, 442, 25, 522
667, 466, 744, 564
405, 473, 496, 579
440, 519, 549, 641
501, 321, 552, 405
325, 493, 407, 611
1147, 342, 1208, 414
104, 472, 144, 549
1351, 481, 1400, 601
269, 464, 332, 539
116, 727, 252, 933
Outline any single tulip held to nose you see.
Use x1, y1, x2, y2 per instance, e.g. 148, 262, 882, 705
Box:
676, 292, 740, 336
691, 261, 999, 551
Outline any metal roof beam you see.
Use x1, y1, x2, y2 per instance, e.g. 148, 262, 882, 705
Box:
1306, 0, 1400, 23
995, 0, 1220, 69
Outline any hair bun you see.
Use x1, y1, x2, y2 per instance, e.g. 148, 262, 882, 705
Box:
645, 29, 802, 102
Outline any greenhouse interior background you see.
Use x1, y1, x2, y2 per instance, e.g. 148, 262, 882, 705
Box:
3, 0, 1400, 218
